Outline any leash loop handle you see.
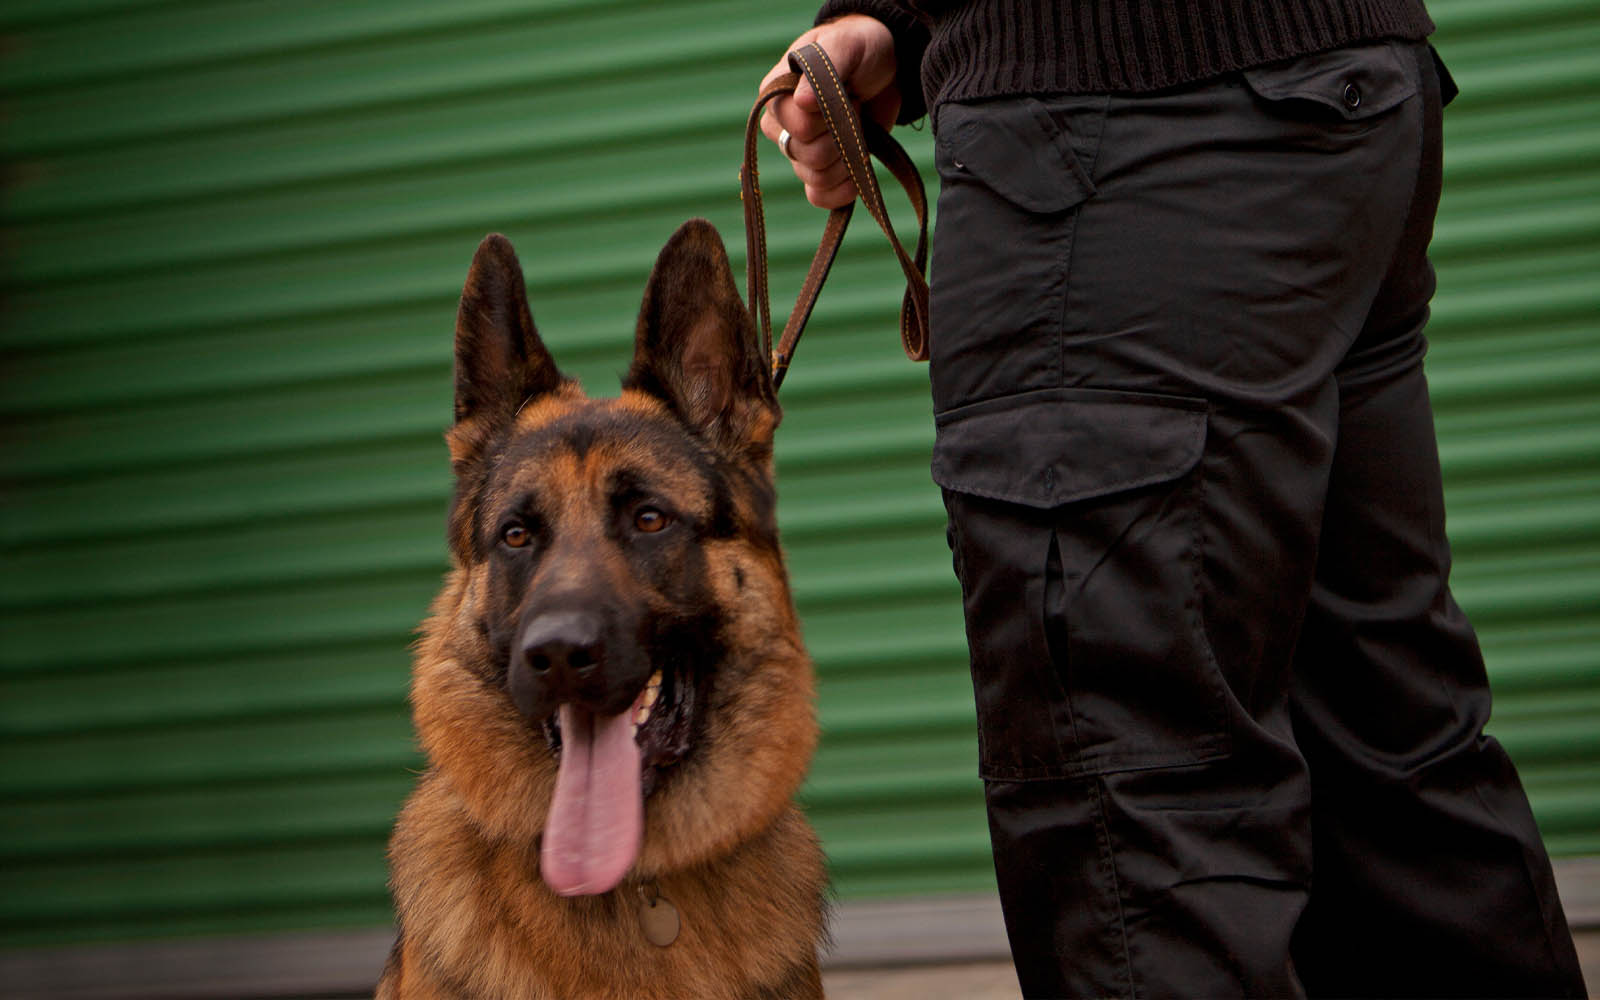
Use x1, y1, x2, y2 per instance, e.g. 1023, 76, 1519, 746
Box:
741, 41, 930, 390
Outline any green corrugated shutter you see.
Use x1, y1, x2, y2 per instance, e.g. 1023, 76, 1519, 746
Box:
1426, 0, 1600, 857
0, 0, 1594, 952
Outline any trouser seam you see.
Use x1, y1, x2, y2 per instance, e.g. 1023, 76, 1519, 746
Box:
1090, 775, 1137, 998
1055, 95, 1109, 390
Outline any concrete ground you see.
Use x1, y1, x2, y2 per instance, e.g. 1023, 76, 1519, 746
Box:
824, 960, 1020, 1000
822, 929, 1600, 999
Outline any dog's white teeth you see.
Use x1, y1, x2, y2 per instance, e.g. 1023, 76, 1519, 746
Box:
633, 671, 663, 729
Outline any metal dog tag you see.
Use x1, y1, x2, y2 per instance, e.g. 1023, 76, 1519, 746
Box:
638, 894, 680, 947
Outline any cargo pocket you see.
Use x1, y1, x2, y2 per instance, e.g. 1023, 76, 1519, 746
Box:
1241, 40, 1419, 133
935, 388, 1231, 779
929, 96, 1104, 412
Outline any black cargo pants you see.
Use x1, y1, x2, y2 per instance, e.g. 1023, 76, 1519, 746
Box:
928, 40, 1586, 998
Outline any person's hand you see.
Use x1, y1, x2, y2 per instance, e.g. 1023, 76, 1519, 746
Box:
759, 15, 899, 209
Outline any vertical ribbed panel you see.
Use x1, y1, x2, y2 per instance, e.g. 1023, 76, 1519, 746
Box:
0, 0, 1594, 952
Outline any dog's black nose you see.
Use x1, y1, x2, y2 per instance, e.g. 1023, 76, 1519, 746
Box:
510, 610, 606, 717
523, 610, 604, 677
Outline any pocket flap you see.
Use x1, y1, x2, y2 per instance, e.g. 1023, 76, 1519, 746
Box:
932, 388, 1207, 508
937, 98, 1094, 213
1241, 41, 1416, 121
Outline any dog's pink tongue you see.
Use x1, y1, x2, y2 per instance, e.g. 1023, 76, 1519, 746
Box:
540, 702, 642, 896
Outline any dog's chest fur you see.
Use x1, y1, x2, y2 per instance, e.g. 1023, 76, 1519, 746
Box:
388, 775, 825, 999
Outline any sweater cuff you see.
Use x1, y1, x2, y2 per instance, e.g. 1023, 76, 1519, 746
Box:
813, 0, 931, 124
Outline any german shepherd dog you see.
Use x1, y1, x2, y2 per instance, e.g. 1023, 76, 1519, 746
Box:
378, 221, 827, 998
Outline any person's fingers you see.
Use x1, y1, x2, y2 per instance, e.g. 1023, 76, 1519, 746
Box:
787, 130, 841, 172
759, 106, 782, 144
762, 15, 896, 136
758, 105, 852, 207
805, 176, 858, 210
790, 156, 850, 196
793, 72, 818, 115
758, 49, 825, 143
765, 92, 828, 144
761, 118, 843, 173
802, 16, 898, 110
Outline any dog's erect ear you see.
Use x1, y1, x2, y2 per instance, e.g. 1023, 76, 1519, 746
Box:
625, 219, 778, 456
452, 234, 568, 437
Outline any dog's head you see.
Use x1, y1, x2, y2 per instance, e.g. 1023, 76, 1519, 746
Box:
412, 220, 816, 897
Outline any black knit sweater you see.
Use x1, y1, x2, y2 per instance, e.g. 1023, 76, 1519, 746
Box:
815, 0, 1435, 123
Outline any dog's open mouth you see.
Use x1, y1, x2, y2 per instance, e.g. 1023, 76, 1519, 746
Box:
540, 666, 697, 789
537, 666, 697, 897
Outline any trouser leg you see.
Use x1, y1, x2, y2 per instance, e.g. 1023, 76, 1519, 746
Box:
1287, 308, 1587, 998
1286, 43, 1587, 999
929, 39, 1581, 999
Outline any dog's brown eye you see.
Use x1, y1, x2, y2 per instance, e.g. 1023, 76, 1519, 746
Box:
502, 524, 531, 548
633, 507, 669, 534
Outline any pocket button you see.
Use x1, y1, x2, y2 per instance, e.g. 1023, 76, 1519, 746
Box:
1342, 82, 1362, 111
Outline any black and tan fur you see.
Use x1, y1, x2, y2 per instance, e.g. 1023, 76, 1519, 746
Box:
378, 221, 826, 998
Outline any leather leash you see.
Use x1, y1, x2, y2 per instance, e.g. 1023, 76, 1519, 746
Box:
741, 41, 930, 391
